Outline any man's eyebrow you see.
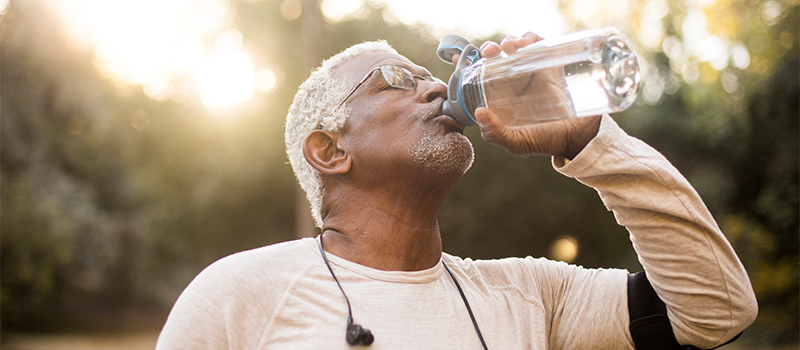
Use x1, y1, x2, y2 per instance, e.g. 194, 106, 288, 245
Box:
390, 61, 430, 77
409, 64, 433, 77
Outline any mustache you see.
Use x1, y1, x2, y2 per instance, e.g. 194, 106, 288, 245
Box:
419, 96, 445, 121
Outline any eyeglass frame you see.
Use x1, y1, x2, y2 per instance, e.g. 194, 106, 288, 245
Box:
336, 65, 444, 107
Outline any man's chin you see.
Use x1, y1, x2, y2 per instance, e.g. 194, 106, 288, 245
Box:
410, 132, 474, 175
453, 133, 475, 175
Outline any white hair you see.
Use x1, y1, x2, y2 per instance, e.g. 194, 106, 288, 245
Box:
285, 40, 398, 228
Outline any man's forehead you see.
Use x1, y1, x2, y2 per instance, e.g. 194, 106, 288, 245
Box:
335, 51, 420, 81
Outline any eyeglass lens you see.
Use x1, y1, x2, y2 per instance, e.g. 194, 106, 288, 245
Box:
380, 65, 417, 90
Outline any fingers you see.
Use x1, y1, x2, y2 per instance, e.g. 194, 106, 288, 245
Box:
519, 32, 544, 47
499, 37, 519, 55
476, 107, 602, 159
450, 52, 460, 66
452, 41, 500, 65
480, 41, 501, 58
474, 33, 544, 62
486, 33, 545, 57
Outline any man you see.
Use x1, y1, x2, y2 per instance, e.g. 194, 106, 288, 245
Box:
157, 34, 757, 349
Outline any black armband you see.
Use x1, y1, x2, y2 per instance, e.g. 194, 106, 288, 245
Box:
627, 271, 742, 350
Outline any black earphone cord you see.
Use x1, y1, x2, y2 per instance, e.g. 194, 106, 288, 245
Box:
318, 235, 488, 350
441, 260, 489, 350
318, 236, 356, 326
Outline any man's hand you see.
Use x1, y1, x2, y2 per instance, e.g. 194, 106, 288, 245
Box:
456, 33, 602, 160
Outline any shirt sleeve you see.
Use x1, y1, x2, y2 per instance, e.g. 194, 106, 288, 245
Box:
522, 257, 634, 349
552, 114, 758, 348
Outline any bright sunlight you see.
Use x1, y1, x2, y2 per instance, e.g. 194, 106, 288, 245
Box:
44, 0, 262, 110
43, 0, 568, 111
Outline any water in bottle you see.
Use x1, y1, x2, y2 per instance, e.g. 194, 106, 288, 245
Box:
438, 27, 640, 127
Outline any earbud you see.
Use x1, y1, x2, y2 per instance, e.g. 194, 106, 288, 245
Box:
346, 322, 374, 346
320, 235, 375, 346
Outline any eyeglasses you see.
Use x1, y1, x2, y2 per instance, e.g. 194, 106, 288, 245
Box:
337, 65, 445, 107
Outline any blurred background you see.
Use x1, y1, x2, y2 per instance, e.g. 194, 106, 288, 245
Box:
1, 0, 797, 348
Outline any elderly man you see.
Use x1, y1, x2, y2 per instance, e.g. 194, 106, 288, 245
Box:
156, 34, 757, 349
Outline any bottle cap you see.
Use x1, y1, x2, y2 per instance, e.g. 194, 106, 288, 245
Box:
437, 34, 471, 64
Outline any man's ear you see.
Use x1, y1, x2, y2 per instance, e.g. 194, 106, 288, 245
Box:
303, 130, 352, 175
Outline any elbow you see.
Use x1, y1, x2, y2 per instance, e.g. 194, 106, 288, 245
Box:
733, 288, 759, 333
676, 289, 759, 348
709, 265, 760, 345
726, 278, 759, 335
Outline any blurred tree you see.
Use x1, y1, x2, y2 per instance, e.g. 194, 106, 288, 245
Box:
1, 0, 146, 330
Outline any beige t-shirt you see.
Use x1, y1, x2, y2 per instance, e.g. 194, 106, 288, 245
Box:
156, 116, 756, 350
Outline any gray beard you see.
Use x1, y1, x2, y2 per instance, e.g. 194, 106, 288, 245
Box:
410, 130, 474, 175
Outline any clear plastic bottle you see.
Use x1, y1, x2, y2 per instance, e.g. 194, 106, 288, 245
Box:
438, 27, 641, 127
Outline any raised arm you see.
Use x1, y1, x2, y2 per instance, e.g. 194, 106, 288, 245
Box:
474, 34, 757, 349
553, 115, 757, 347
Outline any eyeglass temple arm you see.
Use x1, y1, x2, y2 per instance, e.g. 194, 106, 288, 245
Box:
337, 67, 381, 107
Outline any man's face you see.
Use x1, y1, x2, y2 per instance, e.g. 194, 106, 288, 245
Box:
334, 51, 474, 178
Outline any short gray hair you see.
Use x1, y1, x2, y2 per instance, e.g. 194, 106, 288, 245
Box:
285, 40, 398, 227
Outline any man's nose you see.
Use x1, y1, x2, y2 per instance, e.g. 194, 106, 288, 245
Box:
418, 79, 447, 103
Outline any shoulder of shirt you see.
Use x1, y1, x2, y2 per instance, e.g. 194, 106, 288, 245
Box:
442, 253, 627, 305
185, 237, 320, 296
442, 253, 576, 285
158, 239, 321, 348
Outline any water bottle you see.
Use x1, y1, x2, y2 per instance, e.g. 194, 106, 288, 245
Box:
438, 27, 641, 127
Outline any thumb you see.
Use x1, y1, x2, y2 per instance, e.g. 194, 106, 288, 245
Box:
474, 107, 508, 145
475, 107, 543, 156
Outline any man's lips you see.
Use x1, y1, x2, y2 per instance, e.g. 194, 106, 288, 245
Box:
432, 114, 466, 133
421, 98, 466, 133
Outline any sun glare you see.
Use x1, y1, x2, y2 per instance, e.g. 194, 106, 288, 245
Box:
0, 0, 10, 16
45, 0, 269, 111
198, 51, 255, 109
321, 0, 365, 22
377, 0, 567, 39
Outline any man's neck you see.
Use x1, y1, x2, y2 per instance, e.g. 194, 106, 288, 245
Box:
319, 186, 448, 271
